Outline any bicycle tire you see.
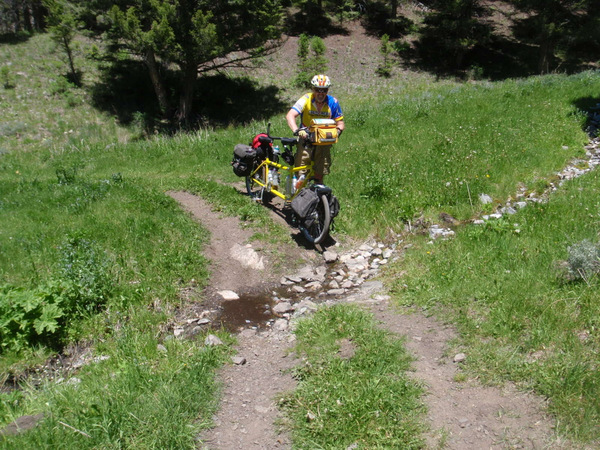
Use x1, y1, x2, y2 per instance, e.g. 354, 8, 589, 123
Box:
300, 194, 331, 245
246, 164, 267, 201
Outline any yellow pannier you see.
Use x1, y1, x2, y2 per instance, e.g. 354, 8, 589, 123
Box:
309, 119, 338, 145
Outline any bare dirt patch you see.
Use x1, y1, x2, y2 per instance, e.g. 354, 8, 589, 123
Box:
367, 301, 568, 449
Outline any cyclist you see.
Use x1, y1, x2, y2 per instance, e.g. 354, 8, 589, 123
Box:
286, 74, 345, 184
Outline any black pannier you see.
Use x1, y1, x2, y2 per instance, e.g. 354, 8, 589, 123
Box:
231, 144, 257, 177
291, 188, 320, 227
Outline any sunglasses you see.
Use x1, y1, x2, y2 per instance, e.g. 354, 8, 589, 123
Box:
314, 88, 328, 93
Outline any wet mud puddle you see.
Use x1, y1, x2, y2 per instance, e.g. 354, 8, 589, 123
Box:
217, 285, 306, 333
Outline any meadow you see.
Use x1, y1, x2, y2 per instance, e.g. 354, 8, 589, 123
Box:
1, 32, 600, 447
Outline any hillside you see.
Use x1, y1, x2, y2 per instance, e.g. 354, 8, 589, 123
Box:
2, 16, 600, 449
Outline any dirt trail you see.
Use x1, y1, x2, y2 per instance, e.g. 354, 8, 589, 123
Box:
170, 189, 573, 450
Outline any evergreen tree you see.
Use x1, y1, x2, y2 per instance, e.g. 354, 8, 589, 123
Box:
82, 0, 282, 123
0, 0, 47, 34
511, 0, 596, 73
376, 33, 393, 77
43, 0, 81, 84
416, 0, 490, 72
295, 34, 328, 87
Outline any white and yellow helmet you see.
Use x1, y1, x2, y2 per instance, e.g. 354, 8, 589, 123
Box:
311, 74, 331, 88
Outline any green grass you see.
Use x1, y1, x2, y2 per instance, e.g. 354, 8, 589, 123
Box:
389, 169, 600, 441
328, 73, 595, 237
0, 310, 232, 449
282, 305, 425, 449
2, 31, 600, 447
0, 34, 130, 155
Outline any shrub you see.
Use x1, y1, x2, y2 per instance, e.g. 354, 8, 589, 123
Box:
0, 237, 113, 353
294, 35, 328, 88
58, 236, 113, 312
0, 280, 77, 353
567, 239, 600, 281
376, 34, 393, 78
1, 65, 15, 89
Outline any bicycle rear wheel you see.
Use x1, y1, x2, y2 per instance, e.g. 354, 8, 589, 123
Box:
246, 165, 266, 201
300, 194, 331, 245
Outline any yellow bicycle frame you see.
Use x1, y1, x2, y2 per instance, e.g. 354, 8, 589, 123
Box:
249, 157, 315, 202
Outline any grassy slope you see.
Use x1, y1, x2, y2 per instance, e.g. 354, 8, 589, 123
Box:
1, 31, 600, 446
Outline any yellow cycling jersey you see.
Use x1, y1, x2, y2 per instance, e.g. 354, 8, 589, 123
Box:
291, 92, 344, 128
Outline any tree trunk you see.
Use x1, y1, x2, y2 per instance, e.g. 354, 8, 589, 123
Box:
176, 63, 198, 124
391, 0, 398, 19
32, 0, 47, 30
63, 35, 77, 82
14, 0, 22, 32
144, 49, 170, 117
23, 4, 33, 32
538, 35, 552, 74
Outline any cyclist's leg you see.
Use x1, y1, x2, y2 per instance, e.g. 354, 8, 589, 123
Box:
294, 141, 313, 177
312, 145, 331, 184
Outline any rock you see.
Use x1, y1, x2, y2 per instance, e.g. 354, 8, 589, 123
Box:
218, 290, 239, 300
440, 212, 460, 226
429, 225, 455, 240
230, 243, 265, 270
232, 356, 247, 365
291, 285, 305, 294
189, 326, 203, 336
453, 353, 467, 363
295, 299, 318, 313
157, 344, 168, 353
272, 319, 289, 331
359, 280, 384, 296
285, 275, 303, 283
305, 281, 322, 291
280, 277, 294, 286
66, 377, 81, 386
327, 288, 345, 295
273, 302, 294, 315
323, 250, 338, 263
239, 328, 257, 338
296, 265, 316, 281
0, 413, 45, 436
479, 193, 493, 204
205, 334, 224, 346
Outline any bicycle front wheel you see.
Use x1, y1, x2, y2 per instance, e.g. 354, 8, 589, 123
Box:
246, 165, 267, 201
301, 194, 331, 245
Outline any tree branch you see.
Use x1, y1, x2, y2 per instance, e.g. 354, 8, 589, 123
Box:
197, 38, 285, 74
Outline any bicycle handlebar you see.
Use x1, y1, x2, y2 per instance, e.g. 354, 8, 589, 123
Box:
264, 122, 299, 145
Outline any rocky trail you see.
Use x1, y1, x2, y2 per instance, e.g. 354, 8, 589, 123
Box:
167, 177, 595, 449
